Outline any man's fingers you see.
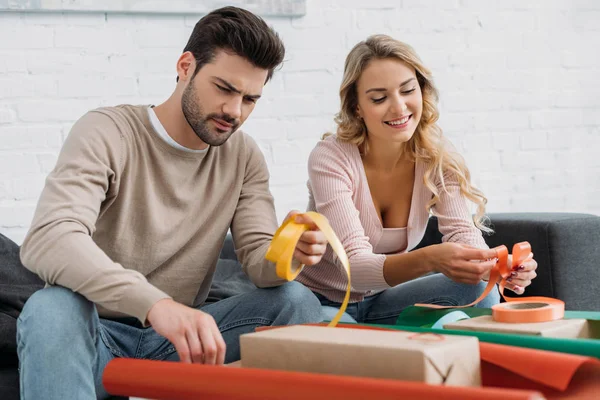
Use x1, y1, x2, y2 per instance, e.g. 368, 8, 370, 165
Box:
295, 239, 326, 256
185, 328, 203, 364
286, 210, 322, 230
211, 325, 226, 365
198, 324, 217, 365
172, 336, 192, 364
298, 230, 326, 246
293, 214, 320, 230
284, 210, 301, 222
293, 248, 321, 266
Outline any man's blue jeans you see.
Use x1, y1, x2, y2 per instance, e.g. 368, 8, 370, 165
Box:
17, 281, 322, 399
319, 273, 501, 324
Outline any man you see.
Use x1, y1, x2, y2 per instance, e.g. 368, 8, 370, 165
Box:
17, 7, 327, 399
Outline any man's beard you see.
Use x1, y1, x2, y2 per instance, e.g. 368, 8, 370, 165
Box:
181, 81, 240, 147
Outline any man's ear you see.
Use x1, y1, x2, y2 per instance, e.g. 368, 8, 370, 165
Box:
176, 51, 196, 83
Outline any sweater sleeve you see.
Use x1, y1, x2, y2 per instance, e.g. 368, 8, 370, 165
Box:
433, 170, 488, 249
20, 111, 170, 324
308, 140, 390, 291
230, 134, 286, 288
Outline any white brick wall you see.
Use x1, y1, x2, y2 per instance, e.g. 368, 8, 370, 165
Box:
1, 0, 599, 244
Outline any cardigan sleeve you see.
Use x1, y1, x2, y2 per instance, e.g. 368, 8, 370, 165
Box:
307, 139, 390, 291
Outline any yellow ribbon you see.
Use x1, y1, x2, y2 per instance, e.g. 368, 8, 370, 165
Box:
265, 211, 351, 327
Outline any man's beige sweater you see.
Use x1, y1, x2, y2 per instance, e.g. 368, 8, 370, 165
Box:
20, 105, 285, 323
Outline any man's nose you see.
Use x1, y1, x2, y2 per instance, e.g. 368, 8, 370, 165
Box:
222, 97, 242, 120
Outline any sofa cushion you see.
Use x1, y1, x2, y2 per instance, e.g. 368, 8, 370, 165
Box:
0, 368, 19, 400
482, 213, 600, 311
0, 234, 44, 363
0, 312, 18, 367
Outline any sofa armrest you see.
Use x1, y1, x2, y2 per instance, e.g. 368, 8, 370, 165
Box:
415, 213, 600, 311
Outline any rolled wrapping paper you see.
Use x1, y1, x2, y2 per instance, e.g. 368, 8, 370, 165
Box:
102, 358, 546, 400
266, 211, 351, 327
416, 242, 565, 323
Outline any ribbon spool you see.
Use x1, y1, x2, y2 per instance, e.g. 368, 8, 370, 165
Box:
416, 242, 565, 323
266, 211, 351, 327
491, 243, 564, 323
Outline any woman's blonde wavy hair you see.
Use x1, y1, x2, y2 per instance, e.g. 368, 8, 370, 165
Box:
331, 34, 491, 233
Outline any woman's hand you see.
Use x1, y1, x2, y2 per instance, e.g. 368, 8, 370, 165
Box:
503, 252, 537, 295
423, 243, 498, 285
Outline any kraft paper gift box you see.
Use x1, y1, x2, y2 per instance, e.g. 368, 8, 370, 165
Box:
444, 316, 590, 338
240, 325, 481, 387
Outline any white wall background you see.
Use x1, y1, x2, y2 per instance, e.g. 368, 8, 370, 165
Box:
1, 0, 599, 244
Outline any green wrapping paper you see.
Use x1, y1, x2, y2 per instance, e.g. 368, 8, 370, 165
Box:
392, 306, 600, 359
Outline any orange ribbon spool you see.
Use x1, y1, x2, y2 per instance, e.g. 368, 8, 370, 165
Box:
415, 242, 565, 323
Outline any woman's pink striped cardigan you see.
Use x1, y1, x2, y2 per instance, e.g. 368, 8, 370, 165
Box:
296, 135, 488, 303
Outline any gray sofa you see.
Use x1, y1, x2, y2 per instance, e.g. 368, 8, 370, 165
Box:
1, 212, 599, 399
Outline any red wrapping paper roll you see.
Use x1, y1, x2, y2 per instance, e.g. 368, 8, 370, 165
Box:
103, 358, 544, 400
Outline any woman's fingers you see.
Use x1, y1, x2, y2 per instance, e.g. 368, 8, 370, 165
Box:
506, 271, 536, 287
450, 274, 481, 285
457, 259, 496, 278
448, 269, 489, 285
504, 281, 525, 295
460, 246, 498, 262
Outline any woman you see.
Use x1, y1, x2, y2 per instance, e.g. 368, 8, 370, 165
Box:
296, 35, 538, 325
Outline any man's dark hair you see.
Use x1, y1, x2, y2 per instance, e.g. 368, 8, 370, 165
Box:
177, 6, 285, 83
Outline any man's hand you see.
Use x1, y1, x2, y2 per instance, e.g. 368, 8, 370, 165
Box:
146, 299, 226, 365
284, 210, 328, 266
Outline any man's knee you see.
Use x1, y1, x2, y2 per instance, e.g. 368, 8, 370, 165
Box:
18, 286, 96, 339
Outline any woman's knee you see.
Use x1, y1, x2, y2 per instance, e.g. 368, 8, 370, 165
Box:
321, 306, 356, 323
475, 281, 501, 308
265, 282, 323, 323
272, 281, 321, 309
